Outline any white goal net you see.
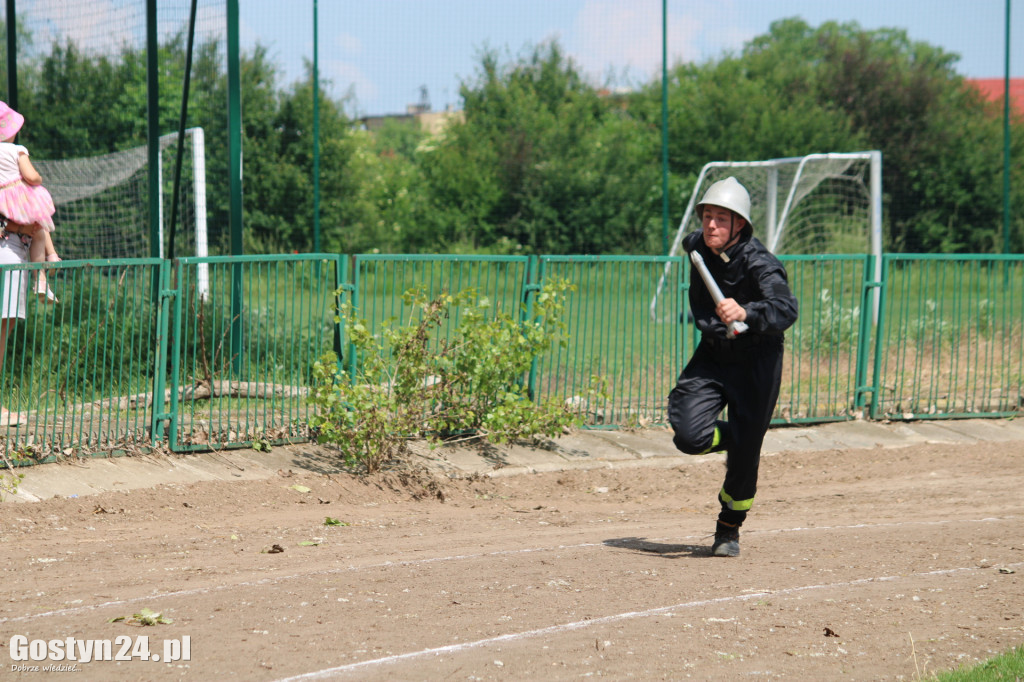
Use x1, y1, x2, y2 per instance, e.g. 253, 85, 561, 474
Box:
35, 128, 209, 264
651, 151, 882, 320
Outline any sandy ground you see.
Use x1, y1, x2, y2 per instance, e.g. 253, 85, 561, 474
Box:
0, 434, 1021, 681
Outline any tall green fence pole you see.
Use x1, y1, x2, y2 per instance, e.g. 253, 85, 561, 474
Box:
313, 0, 321, 254
167, 0, 198, 262
227, 0, 244, 374
5, 0, 17, 107
146, 0, 160, 261
661, 0, 670, 255
1002, 0, 1012, 255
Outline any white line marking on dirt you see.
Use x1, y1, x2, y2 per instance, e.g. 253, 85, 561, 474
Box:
272, 561, 1024, 681
0, 516, 1014, 625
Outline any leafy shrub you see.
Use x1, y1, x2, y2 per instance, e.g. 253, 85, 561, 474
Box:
307, 279, 606, 472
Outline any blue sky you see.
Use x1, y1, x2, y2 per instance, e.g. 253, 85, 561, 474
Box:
235, 0, 1020, 117
18, 1, 1021, 117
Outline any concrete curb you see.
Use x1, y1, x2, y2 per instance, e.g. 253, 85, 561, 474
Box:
6, 418, 1023, 503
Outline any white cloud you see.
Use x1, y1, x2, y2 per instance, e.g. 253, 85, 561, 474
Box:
323, 58, 378, 115
192, 5, 226, 44
335, 33, 363, 57
569, 0, 757, 85
24, 0, 142, 54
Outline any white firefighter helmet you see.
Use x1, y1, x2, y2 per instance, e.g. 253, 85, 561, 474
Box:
696, 176, 752, 229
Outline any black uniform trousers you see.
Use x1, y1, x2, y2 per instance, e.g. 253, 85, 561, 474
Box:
667, 335, 784, 527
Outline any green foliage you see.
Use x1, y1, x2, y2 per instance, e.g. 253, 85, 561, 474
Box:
719, 18, 1021, 253
929, 644, 1023, 681
442, 42, 662, 254
0, 449, 28, 501
307, 279, 606, 472
9, 17, 1023, 256
108, 608, 173, 626
794, 288, 860, 350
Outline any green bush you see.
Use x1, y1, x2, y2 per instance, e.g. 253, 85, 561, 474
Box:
308, 279, 606, 472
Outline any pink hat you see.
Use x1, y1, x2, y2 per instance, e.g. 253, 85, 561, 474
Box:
0, 102, 24, 139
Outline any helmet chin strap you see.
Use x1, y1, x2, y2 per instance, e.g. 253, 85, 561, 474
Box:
713, 212, 744, 257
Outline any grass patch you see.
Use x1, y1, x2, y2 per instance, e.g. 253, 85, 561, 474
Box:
927, 644, 1024, 681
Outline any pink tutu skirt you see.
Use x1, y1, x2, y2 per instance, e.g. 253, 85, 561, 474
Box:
0, 179, 56, 232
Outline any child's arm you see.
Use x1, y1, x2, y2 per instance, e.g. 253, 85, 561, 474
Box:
18, 151, 43, 186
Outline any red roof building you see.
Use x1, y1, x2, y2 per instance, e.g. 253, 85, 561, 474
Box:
968, 78, 1024, 111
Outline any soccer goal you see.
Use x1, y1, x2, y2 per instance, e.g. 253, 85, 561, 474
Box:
36, 127, 210, 296
650, 151, 882, 321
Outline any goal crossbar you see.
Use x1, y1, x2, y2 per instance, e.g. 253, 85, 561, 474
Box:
650, 151, 882, 322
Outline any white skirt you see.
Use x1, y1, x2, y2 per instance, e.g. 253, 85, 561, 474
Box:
0, 233, 29, 320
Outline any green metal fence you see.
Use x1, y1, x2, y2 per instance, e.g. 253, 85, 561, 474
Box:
163, 254, 341, 452
780, 255, 873, 424
350, 255, 533, 383
0, 258, 165, 459
535, 256, 685, 428
870, 255, 1024, 420
1, 252, 1023, 462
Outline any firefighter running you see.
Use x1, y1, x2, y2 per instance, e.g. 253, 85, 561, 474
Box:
668, 177, 799, 557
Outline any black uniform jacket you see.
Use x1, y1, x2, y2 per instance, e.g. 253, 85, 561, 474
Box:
682, 229, 799, 343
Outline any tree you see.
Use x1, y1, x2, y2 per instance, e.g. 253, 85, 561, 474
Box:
426, 41, 662, 254
734, 18, 1022, 252
8, 19, 1019, 256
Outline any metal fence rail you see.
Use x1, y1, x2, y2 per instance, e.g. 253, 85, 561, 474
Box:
165, 255, 341, 452
1, 253, 1023, 462
871, 255, 1024, 420
0, 258, 165, 460
535, 255, 685, 428
780, 255, 872, 423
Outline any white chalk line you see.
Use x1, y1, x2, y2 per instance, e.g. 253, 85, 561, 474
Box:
0, 515, 1014, 625
272, 560, 1024, 681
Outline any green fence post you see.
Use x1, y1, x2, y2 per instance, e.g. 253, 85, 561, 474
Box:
6, 0, 18, 107
146, 0, 162, 314
523, 255, 541, 401
150, 260, 173, 445
348, 255, 361, 382
227, 0, 244, 376
312, 0, 321, 254
165, 260, 186, 450
335, 255, 354, 379
854, 254, 879, 413
867, 255, 890, 419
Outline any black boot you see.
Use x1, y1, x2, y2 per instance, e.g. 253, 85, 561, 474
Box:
711, 521, 740, 557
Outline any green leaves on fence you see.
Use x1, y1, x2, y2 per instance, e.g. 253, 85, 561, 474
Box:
307, 279, 606, 472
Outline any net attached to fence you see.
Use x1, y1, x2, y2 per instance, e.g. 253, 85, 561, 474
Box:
651, 152, 881, 321
36, 130, 206, 261
678, 153, 879, 257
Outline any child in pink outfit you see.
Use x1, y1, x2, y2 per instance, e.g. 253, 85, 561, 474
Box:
0, 101, 60, 304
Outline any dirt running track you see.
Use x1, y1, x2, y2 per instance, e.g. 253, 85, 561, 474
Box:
1, 434, 1022, 681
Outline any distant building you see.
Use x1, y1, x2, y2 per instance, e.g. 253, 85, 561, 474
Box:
359, 103, 464, 135
416, 105, 466, 136
967, 78, 1024, 111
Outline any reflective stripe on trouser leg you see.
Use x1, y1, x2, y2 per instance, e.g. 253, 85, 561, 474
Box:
698, 425, 721, 455
719, 487, 754, 511
716, 339, 784, 527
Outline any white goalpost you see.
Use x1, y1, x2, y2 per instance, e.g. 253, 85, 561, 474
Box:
650, 150, 882, 322
157, 128, 210, 299
36, 127, 209, 298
